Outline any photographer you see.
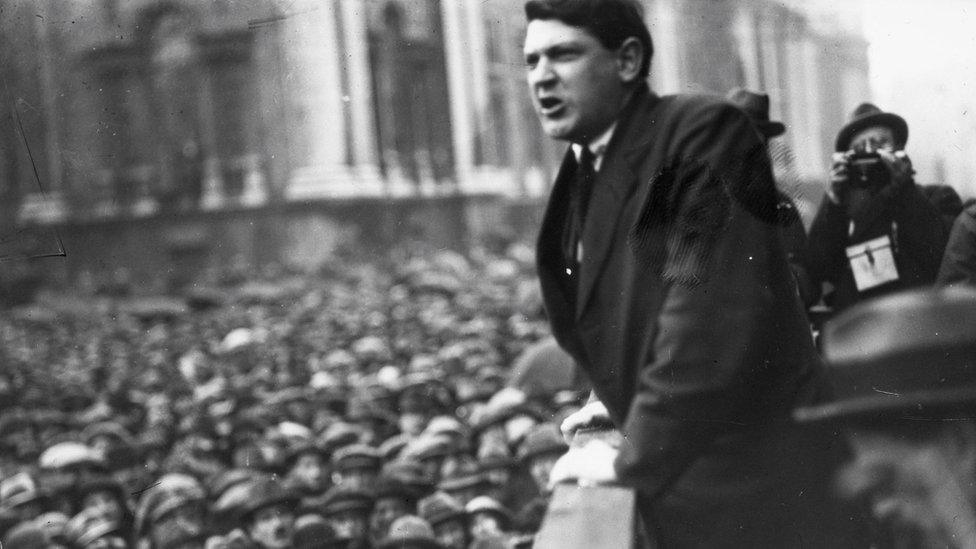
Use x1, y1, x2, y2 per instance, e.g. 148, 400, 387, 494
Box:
805, 103, 948, 314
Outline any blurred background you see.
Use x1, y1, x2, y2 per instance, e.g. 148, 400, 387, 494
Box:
1, 0, 973, 296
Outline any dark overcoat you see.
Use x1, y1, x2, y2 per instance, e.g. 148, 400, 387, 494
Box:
536, 84, 866, 548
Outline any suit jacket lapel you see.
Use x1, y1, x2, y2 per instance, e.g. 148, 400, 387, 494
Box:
577, 89, 659, 319
537, 148, 583, 347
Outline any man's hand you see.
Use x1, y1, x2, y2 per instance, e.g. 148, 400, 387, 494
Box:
547, 438, 619, 489
560, 400, 611, 444
827, 152, 850, 205
877, 149, 915, 191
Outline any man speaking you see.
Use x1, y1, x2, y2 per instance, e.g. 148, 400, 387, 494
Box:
523, 0, 865, 546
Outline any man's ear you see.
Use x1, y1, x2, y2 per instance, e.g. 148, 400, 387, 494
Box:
616, 37, 644, 84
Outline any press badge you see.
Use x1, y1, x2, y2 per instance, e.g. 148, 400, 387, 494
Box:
846, 235, 899, 292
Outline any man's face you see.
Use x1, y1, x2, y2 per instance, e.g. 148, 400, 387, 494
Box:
151, 505, 205, 549
470, 512, 504, 539
524, 19, 629, 143
840, 429, 962, 545
370, 497, 411, 540
248, 504, 295, 549
289, 453, 327, 492
849, 126, 896, 154
329, 509, 369, 540
334, 466, 377, 490
529, 453, 561, 492
434, 519, 469, 549
82, 490, 124, 523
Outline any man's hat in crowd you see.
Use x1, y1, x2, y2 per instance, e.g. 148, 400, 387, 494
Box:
381, 459, 436, 498
75, 475, 127, 508
66, 508, 123, 547
374, 476, 421, 505
80, 421, 135, 448
465, 496, 511, 529
794, 288, 976, 425
423, 416, 468, 441
517, 423, 569, 463
39, 441, 105, 471
376, 515, 445, 549
3, 520, 49, 549
207, 468, 263, 501
379, 433, 412, 461
293, 514, 345, 549
35, 511, 70, 543
319, 422, 364, 456
134, 473, 206, 536
437, 467, 493, 495
266, 387, 308, 408
347, 397, 399, 428
0, 473, 47, 511
402, 434, 456, 463
726, 88, 785, 138
470, 388, 543, 439
835, 102, 908, 152
306, 484, 375, 516
234, 478, 300, 523
284, 440, 326, 470
418, 491, 467, 527
332, 443, 382, 471
477, 439, 514, 470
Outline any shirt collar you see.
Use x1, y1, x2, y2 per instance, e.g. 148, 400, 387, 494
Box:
572, 122, 617, 171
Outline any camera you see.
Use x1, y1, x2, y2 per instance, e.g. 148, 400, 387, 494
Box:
844, 151, 890, 191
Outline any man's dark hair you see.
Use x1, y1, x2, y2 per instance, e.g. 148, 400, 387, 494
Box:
525, 0, 654, 81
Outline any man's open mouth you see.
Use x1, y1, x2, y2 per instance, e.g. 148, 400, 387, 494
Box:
538, 97, 564, 116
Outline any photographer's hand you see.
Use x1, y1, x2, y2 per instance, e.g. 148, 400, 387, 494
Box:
827, 152, 850, 205
878, 150, 914, 187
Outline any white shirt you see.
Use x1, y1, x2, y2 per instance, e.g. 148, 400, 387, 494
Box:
571, 123, 617, 172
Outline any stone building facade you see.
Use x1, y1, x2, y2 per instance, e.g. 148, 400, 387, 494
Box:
0, 0, 869, 288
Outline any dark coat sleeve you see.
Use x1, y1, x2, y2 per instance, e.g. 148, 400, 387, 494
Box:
612, 101, 818, 496
937, 206, 976, 287
889, 184, 949, 286
804, 196, 849, 292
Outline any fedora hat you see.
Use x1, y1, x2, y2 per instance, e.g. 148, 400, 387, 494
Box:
835, 102, 908, 152
794, 288, 976, 425
376, 515, 444, 549
418, 491, 466, 527
235, 478, 300, 522
726, 88, 785, 138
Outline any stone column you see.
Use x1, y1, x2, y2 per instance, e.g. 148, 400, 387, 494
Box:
648, 0, 683, 93
800, 37, 825, 172
25, 2, 67, 223
240, 154, 269, 207
200, 157, 226, 210
732, 3, 762, 90
440, 0, 475, 191
758, 9, 785, 127
284, 0, 357, 200
464, 0, 490, 162
339, 0, 384, 195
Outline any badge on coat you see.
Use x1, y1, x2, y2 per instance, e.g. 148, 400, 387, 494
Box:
846, 235, 899, 292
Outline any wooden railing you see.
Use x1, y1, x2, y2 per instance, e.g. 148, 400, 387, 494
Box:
534, 428, 648, 549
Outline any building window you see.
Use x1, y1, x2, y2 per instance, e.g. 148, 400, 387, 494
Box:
148, 8, 204, 211
367, 0, 454, 188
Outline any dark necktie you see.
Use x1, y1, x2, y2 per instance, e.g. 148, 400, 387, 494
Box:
564, 147, 597, 272
575, 146, 597, 231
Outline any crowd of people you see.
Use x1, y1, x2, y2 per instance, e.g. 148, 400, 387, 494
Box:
0, 242, 585, 548
5, 40, 976, 548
